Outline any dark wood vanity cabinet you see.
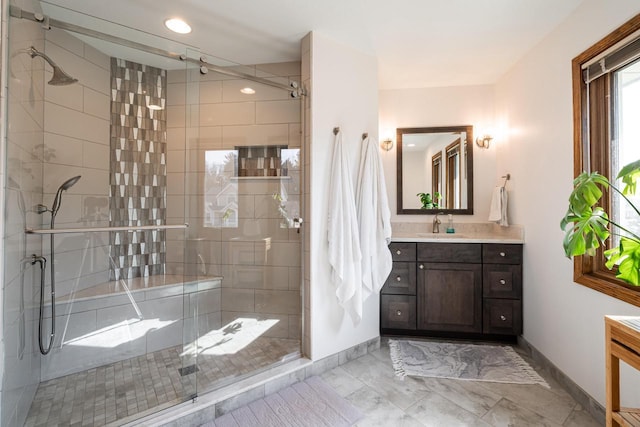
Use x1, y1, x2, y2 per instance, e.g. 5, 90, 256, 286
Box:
381, 241, 523, 338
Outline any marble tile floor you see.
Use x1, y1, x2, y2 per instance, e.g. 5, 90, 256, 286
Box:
24, 337, 300, 427
320, 340, 602, 427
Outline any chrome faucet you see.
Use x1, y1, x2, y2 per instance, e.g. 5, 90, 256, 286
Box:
433, 212, 443, 233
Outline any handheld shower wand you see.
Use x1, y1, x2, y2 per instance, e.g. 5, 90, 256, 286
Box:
51, 175, 82, 219
38, 175, 81, 355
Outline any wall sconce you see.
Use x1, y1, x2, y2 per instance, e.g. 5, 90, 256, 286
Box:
475, 135, 492, 149
380, 138, 394, 151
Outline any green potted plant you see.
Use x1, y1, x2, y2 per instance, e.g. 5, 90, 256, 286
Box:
417, 192, 439, 209
561, 159, 640, 286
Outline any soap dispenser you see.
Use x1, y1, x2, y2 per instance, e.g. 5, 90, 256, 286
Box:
446, 214, 455, 233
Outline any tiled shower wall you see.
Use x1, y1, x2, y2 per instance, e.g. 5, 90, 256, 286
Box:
109, 58, 167, 280
166, 61, 302, 341
38, 27, 114, 384
41, 28, 112, 297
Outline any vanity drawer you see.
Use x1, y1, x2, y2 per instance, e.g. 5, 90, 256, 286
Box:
389, 242, 416, 262
381, 295, 416, 330
482, 244, 522, 264
483, 264, 522, 299
382, 262, 416, 295
483, 298, 522, 335
417, 243, 481, 263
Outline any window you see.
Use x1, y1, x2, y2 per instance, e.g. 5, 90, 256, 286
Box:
445, 139, 461, 209
432, 152, 442, 201
572, 13, 640, 307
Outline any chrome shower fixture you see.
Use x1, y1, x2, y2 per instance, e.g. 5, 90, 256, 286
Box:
28, 46, 78, 86
51, 175, 81, 217
36, 175, 81, 355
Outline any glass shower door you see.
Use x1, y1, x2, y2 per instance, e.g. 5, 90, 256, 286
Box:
183, 55, 304, 393
3, 3, 201, 424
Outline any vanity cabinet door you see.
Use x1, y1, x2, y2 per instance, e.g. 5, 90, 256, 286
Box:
483, 244, 522, 264
483, 299, 522, 335
483, 264, 522, 299
381, 295, 416, 330
417, 262, 482, 333
389, 242, 416, 262
382, 262, 416, 295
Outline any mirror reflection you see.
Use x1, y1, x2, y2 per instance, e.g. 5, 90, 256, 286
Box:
397, 126, 474, 214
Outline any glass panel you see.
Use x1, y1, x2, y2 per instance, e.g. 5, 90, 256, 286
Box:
612, 59, 640, 246
183, 54, 303, 393
3, 6, 46, 426
3, 6, 199, 424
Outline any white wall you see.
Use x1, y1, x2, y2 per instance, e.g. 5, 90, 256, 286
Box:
495, 0, 640, 407
379, 85, 498, 222
308, 32, 380, 360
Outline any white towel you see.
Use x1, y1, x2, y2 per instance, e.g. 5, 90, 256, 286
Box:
488, 186, 508, 226
327, 131, 363, 325
356, 135, 393, 300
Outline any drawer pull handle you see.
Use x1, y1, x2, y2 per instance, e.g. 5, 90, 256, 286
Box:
419, 264, 424, 270
500, 315, 507, 321
396, 310, 402, 316
396, 276, 402, 282
500, 252, 506, 257
499, 279, 506, 285
396, 250, 402, 255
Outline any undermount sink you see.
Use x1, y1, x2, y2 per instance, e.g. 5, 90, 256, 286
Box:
416, 232, 468, 238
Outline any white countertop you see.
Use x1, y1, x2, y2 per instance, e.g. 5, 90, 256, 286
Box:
390, 222, 524, 244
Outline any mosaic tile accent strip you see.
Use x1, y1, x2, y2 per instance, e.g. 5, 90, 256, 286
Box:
237, 145, 287, 177
24, 337, 300, 427
109, 58, 167, 280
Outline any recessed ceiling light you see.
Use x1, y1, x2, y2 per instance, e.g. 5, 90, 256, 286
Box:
164, 18, 191, 34
240, 87, 256, 95
408, 143, 415, 147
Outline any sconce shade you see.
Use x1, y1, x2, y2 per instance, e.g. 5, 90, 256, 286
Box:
381, 138, 394, 151
476, 135, 492, 149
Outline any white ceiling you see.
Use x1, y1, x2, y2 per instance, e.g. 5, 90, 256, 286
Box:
38, 0, 584, 89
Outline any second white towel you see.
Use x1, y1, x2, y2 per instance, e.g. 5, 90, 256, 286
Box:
488, 186, 508, 226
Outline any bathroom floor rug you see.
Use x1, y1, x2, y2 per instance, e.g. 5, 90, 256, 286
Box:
389, 339, 549, 388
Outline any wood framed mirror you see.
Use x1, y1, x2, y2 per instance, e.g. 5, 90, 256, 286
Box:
397, 125, 474, 215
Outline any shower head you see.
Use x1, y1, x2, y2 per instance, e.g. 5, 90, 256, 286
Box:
28, 46, 78, 86
51, 175, 81, 217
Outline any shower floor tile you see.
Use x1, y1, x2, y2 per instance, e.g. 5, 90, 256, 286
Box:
24, 337, 300, 427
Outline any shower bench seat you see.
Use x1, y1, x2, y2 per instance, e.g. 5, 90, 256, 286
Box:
56, 274, 222, 313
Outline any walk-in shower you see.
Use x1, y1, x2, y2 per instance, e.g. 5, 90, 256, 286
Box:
3, 3, 304, 426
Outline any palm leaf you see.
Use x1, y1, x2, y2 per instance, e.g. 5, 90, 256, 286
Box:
605, 237, 640, 286
561, 206, 610, 257
617, 159, 640, 195
567, 171, 608, 212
